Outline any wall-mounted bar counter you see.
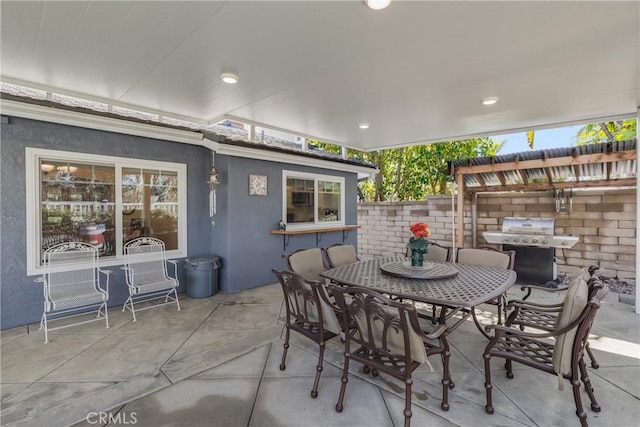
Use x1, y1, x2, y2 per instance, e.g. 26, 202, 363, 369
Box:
269, 225, 361, 251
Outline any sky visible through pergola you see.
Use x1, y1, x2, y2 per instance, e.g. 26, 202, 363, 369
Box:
492, 125, 582, 155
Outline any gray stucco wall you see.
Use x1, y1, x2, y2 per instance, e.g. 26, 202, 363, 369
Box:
214, 155, 358, 293
0, 115, 360, 329
0, 116, 211, 329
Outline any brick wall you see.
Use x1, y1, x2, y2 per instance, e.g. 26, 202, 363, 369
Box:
357, 188, 636, 279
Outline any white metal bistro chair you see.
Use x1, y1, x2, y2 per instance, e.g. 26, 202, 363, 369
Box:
122, 237, 181, 321
35, 241, 111, 344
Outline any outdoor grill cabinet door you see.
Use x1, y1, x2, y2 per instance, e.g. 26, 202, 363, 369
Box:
503, 245, 555, 285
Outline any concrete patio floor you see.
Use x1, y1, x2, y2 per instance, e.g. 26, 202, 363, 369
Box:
1, 283, 638, 427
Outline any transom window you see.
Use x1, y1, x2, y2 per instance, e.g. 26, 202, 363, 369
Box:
283, 170, 345, 228
26, 148, 187, 274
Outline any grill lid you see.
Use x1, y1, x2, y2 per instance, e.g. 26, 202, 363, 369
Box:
502, 217, 554, 235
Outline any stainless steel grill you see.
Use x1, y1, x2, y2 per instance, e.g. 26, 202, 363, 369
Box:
483, 217, 578, 249
483, 217, 579, 285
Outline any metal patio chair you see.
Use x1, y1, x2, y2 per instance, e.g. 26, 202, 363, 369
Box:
35, 241, 111, 343
330, 284, 451, 427
401, 242, 453, 323
272, 269, 341, 398
323, 243, 360, 268
281, 247, 329, 318
122, 237, 180, 321
404, 241, 452, 263
283, 247, 327, 282
507, 267, 604, 369
456, 247, 516, 338
483, 277, 609, 427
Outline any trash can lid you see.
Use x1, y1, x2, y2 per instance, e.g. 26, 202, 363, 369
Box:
185, 256, 220, 265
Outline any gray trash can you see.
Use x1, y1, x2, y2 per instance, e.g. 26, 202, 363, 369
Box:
185, 256, 221, 298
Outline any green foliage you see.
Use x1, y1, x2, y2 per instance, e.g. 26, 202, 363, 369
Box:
311, 138, 502, 201
311, 119, 636, 202
576, 119, 636, 144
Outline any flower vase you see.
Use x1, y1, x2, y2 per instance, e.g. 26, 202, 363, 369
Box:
410, 249, 425, 267
407, 236, 429, 267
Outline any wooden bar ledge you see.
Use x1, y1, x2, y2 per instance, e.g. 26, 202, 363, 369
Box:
270, 225, 361, 251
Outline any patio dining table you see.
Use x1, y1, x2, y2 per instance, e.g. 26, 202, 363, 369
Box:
321, 256, 517, 332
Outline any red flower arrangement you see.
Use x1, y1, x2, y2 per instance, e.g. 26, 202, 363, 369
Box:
409, 222, 430, 239
407, 222, 430, 266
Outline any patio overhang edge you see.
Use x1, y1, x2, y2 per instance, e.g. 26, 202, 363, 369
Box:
0, 98, 205, 145
0, 98, 378, 179
208, 137, 378, 179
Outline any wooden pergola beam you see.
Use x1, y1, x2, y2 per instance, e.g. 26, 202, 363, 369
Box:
451, 143, 636, 254
465, 178, 637, 193
454, 150, 636, 175
544, 166, 554, 182
456, 173, 465, 250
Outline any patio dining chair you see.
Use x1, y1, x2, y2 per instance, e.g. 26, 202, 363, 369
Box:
483, 277, 609, 427
455, 247, 516, 338
402, 242, 453, 323
323, 243, 360, 268
35, 241, 111, 343
280, 247, 328, 319
330, 284, 451, 427
506, 267, 604, 369
404, 241, 452, 263
282, 247, 327, 282
122, 237, 180, 321
272, 269, 341, 398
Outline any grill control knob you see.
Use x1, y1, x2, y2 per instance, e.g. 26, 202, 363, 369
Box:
561, 241, 568, 246
513, 237, 520, 243
531, 238, 539, 244
541, 239, 549, 245
503, 237, 511, 242
522, 238, 529, 244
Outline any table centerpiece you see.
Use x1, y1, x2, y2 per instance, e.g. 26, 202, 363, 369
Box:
406, 222, 430, 267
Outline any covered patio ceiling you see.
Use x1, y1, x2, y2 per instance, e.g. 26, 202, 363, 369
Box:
1, 1, 638, 151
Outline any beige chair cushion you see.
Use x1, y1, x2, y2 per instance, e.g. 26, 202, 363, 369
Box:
288, 248, 326, 282
457, 248, 510, 269
555, 269, 588, 325
569, 269, 590, 284
552, 276, 589, 387
354, 304, 429, 366
294, 280, 342, 335
425, 245, 449, 262
326, 245, 358, 267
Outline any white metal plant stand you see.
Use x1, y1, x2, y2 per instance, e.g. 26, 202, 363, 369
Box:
122, 237, 181, 321
36, 242, 111, 344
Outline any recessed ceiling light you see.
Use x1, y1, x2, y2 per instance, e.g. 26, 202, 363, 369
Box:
482, 97, 499, 105
359, 123, 370, 129
221, 72, 238, 84
365, 0, 391, 10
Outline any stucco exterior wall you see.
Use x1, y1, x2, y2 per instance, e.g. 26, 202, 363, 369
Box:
357, 189, 637, 279
214, 155, 359, 293
0, 115, 359, 329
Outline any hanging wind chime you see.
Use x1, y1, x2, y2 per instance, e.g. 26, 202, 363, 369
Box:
208, 151, 220, 224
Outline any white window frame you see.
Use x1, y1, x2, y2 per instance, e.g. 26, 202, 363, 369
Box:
282, 170, 345, 230
26, 147, 187, 275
